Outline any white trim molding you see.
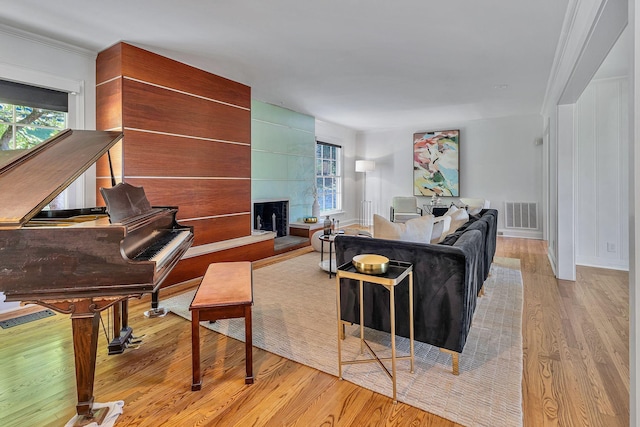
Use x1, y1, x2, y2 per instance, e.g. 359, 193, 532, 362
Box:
0, 23, 95, 58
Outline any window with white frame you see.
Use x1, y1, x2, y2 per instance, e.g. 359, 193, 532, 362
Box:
0, 80, 68, 209
316, 141, 342, 213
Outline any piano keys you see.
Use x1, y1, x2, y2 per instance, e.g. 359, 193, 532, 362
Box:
100, 181, 194, 353
0, 129, 194, 426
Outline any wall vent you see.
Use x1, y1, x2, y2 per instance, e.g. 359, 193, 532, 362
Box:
505, 202, 538, 229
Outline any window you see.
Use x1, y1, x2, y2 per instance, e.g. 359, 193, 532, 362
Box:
0, 80, 68, 208
0, 103, 66, 150
316, 141, 342, 213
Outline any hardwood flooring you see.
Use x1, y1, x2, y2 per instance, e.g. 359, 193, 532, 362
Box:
497, 238, 629, 427
0, 237, 629, 426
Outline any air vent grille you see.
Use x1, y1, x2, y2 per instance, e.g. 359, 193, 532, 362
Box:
505, 202, 538, 229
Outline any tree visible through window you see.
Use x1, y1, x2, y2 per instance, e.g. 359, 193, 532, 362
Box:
316, 141, 342, 213
0, 103, 66, 150
0, 80, 68, 209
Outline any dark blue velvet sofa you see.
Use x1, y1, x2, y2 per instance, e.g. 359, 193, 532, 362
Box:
334, 208, 498, 374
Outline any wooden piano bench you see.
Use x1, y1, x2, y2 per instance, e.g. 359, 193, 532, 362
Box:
189, 261, 254, 391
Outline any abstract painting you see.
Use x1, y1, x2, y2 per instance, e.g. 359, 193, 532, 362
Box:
413, 130, 459, 197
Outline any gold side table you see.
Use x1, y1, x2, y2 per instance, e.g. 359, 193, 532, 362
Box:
336, 260, 414, 403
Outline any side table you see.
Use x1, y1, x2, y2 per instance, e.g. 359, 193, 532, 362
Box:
318, 232, 342, 277
335, 260, 414, 403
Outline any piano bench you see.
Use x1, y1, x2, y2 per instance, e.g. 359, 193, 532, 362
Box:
189, 261, 254, 391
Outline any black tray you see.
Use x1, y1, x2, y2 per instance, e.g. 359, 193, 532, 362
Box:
337, 259, 412, 280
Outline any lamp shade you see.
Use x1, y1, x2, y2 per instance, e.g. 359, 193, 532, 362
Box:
355, 160, 375, 172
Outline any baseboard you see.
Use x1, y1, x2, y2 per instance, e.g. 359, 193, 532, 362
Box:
576, 256, 629, 271
497, 229, 543, 239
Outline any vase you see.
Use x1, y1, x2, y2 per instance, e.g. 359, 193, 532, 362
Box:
323, 215, 331, 235
312, 198, 320, 217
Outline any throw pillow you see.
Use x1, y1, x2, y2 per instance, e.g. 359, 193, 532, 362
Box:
447, 207, 469, 232
440, 215, 479, 245
467, 205, 483, 216
445, 205, 459, 216
430, 215, 451, 244
373, 214, 435, 243
438, 205, 469, 241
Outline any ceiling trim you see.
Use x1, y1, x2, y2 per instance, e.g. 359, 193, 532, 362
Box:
0, 23, 95, 58
542, 0, 628, 114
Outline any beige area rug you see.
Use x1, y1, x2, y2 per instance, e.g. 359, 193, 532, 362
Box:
163, 253, 523, 427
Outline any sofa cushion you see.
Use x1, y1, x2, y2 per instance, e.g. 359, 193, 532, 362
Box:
439, 211, 483, 246
440, 228, 466, 246
374, 214, 434, 243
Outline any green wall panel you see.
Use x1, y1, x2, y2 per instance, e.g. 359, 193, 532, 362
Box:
252, 100, 315, 132
288, 156, 315, 181
251, 121, 314, 156
252, 151, 289, 180
251, 101, 316, 223
252, 180, 289, 201
289, 205, 308, 223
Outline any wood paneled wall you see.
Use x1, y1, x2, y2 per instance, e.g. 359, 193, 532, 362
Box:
95, 42, 261, 284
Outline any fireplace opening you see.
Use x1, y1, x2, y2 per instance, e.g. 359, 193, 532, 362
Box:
253, 200, 288, 237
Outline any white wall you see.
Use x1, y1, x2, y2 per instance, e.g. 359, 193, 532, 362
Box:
576, 76, 629, 270
542, 0, 628, 280
356, 114, 544, 238
0, 25, 96, 129
315, 119, 359, 225
0, 25, 96, 314
540, 0, 634, 421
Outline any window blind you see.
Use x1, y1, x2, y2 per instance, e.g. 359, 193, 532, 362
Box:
0, 80, 68, 112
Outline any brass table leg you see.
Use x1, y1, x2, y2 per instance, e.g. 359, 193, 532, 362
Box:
390, 283, 397, 403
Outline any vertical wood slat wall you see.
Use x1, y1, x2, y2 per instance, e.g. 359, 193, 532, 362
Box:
95, 42, 260, 285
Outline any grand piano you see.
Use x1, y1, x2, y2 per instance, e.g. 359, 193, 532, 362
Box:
0, 129, 194, 425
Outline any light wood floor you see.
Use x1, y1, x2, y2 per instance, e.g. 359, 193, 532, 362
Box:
0, 237, 629, 426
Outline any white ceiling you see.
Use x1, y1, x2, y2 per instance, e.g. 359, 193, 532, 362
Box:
0, 0, 571, 131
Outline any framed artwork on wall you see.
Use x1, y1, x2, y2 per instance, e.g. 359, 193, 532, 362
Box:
413, 129, 459, 197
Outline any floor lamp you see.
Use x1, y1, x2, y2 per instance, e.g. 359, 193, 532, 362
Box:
355, 160, 375, 227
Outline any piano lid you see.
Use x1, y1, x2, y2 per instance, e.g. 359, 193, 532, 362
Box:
0, 129, 123, 229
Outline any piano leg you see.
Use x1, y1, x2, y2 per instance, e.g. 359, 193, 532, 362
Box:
71, 310, 109, 426
108, 300, 133, 355
144, 290, 167, 318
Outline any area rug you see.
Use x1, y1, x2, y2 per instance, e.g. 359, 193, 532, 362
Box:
163, 253, 523, 427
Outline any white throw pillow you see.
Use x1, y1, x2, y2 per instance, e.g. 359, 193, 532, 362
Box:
447, 207, 469, 233
459, 198, 488, 215
445, 205, 459, 216
466, 205, 483, 216
430, 215, 452, 243
438, 205, 470, 241
374, 214, 434, 243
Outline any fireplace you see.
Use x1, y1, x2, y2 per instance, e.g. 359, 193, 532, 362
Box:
253, 200, 288, 237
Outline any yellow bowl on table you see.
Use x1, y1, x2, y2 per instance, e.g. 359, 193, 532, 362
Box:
352, 254, 389, 275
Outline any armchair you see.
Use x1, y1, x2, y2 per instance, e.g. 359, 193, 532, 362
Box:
390, 196, 423, 223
